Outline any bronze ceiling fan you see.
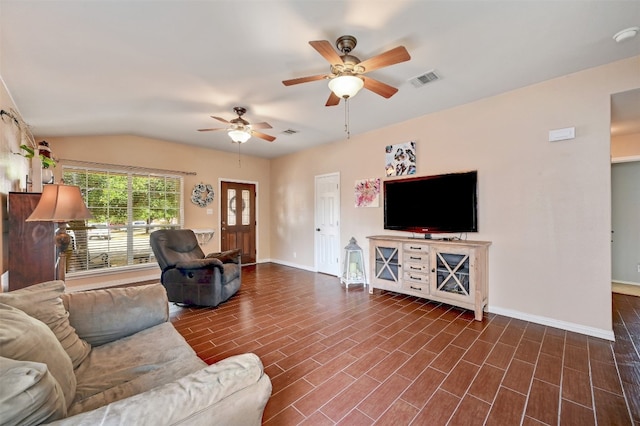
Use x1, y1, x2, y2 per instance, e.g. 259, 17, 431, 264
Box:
197, 107, 276, 143
282, 35, 411, 106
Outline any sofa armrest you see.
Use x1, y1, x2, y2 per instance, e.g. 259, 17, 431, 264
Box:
61, 284, 169, 347
46, 353, 272, 426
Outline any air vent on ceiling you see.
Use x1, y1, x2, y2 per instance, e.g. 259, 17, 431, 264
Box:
282, 129, 299, 135
409, 70, 440, 88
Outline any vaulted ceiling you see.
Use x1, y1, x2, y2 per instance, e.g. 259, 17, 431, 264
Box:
1, 1, 639, 158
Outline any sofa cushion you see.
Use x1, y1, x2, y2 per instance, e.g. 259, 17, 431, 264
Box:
61, 283, 169, 347
0, 303, 76, 408
69, 322, 206, 416
0, 280, 91, 369
0, 357, 66, 425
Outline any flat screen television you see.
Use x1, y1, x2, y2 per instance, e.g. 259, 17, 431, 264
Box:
384, 170, 478, 235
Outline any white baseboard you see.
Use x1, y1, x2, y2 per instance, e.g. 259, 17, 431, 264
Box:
488, 305, 614, 341
268, 259, 317, 273
612, 280, 640, 286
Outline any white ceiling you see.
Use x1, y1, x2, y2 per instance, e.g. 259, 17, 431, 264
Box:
1, 1, 639, 159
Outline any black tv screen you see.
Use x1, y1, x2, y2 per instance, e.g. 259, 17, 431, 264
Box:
384, 171, 478, 234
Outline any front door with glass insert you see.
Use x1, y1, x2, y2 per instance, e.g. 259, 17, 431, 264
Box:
221, 181, 256, 264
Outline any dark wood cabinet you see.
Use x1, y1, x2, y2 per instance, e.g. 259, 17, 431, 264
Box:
8, 192, 56, 290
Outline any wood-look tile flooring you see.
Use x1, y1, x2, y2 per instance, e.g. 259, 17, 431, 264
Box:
169, 263, 639, 425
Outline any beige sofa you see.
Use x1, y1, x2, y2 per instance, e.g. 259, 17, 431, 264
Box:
0, 281, 271, 425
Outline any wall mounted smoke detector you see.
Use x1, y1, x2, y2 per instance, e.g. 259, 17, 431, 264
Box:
613, 26, 639, 43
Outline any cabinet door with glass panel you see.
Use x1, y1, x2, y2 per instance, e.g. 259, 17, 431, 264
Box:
429, 244, 476, 304
369, 240, 402, 292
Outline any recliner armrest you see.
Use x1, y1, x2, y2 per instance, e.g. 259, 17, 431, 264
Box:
205, 248, 242, 264
174, 257, 224, 270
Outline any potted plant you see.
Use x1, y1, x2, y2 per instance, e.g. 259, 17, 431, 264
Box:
19, 144, 57, 169
18, 142, 56, 185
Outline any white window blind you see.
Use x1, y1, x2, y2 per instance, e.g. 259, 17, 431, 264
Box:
62, 166, 183, 274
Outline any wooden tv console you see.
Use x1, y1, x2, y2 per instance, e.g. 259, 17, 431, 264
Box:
367, 235, 491, 321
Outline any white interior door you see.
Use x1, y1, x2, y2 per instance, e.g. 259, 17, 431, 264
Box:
315, 173, 340, 276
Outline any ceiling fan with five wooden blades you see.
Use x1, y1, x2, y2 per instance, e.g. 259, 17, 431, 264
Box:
282, 35, 411, 106
198, 107, 276, 143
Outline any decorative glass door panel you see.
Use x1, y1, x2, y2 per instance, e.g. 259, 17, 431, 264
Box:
432, 250, 472, 297
371, 242, 401, 288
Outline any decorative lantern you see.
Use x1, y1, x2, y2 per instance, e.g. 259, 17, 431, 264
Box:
341, 237, 366, 288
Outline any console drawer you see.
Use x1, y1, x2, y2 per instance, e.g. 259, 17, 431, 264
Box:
403, 270, 429, 284
403, 243, 430, 254
404, 261, 429, 274
402, 275, 429, 295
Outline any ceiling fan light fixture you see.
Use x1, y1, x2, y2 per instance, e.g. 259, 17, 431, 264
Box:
329, 75, 364, 99
228, 128, 251, 143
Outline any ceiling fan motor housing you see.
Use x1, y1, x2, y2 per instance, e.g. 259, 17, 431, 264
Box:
336, 35, 357, 54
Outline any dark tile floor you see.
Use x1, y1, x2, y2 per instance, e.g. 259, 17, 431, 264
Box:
169, 263, 638, 425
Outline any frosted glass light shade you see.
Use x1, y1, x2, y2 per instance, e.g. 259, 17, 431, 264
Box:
328, 75, 364, 99
228, 129, 251, 143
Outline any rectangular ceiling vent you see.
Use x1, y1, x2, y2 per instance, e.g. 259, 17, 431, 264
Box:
282, 129, 299, 135
409, 70, 440, 88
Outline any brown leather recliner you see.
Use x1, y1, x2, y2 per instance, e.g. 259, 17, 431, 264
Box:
150, 229, 241, 307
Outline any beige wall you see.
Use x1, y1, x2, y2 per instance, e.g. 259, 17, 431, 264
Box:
1, 77, 31, 290
270, 56, 640, 338
612, 132, 640, 158
44, 134, 271, 289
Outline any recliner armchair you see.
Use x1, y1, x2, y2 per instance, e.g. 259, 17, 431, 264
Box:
150, 229, 242, 307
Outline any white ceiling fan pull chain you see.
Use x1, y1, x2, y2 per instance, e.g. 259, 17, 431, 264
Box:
345, 97, 350, 139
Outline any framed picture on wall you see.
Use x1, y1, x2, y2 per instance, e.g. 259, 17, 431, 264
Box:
354, 178, 380, 208
385, 141, 416, 176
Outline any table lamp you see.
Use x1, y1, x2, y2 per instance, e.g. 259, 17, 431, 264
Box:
26, 184, 93, 281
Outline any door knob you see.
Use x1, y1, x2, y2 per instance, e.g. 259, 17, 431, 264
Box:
316, 228, 321, 231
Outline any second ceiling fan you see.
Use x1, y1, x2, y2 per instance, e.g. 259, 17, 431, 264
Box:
198, 107, 276, 143
283, 35, 411, 106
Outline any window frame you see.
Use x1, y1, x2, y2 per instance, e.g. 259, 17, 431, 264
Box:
62, 165, 184, 276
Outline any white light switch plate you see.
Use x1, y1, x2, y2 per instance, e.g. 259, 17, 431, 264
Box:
549, 127, 575, 142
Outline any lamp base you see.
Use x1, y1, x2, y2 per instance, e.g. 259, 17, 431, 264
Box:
55, 223, 71, 282
57, 252, 67, 282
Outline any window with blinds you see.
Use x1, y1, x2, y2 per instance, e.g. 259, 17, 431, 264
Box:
62, 166, 183, 274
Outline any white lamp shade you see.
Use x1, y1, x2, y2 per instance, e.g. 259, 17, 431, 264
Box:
26, 184, 93, 222
328, 75, 364, 99
228, 129, 252, 143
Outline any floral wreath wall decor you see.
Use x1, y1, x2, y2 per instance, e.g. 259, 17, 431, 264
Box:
191, 183, 215, 207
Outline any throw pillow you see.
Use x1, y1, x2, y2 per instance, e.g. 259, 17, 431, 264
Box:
0, 303, 76, 408
0, 357, 66, 425
0, 280, 91, 369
